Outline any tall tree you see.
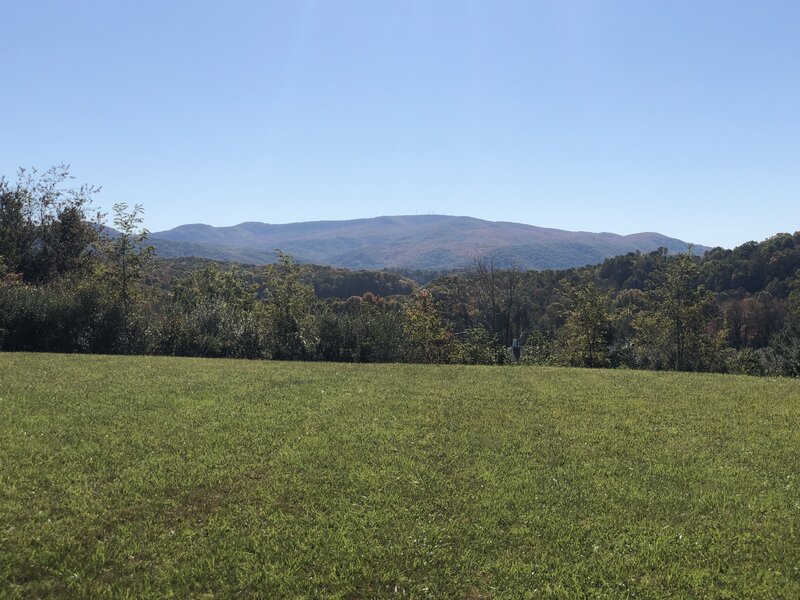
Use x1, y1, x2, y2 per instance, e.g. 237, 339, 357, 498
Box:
99, 203, 154, 352
557, 280, 613, 367
261, 250, 316, 360
471, 254, 527, 348
0, 184, 29, 275
103, 203, 153, 316
634, 253, 714, 371
0, 165, 99, 282
402, 289, 452, 363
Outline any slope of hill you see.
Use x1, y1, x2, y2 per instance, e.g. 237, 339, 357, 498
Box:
149, 215, 708, 270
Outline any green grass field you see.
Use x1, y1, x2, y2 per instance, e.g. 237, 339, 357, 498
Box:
1, 353, 798, 598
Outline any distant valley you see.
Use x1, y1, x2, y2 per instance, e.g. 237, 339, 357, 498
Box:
148, 215, 709, 271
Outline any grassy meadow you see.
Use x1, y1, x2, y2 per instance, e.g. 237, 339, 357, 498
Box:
1, 353, 798, 598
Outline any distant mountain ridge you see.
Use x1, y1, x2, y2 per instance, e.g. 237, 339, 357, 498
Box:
148, 215, 709, 271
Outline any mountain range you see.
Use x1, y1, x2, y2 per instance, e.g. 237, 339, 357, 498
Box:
147, 215, 709, 271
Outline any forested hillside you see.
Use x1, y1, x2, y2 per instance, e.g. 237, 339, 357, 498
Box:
147, 214, 708, 270
1, 168, 798, 375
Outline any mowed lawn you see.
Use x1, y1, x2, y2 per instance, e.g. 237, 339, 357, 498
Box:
1, 354, 798, 599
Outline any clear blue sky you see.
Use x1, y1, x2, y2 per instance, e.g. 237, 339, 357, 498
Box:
2, 1, 798, 248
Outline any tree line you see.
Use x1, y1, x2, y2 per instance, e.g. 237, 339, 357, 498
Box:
1, 167, 799, 375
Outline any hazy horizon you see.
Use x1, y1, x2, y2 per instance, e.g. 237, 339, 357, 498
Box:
152, 212, 722, 247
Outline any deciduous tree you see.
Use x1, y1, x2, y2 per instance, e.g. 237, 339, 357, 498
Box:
557, 280, 613, 367
634, 253, 714, 371
261, 250, 315, 359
